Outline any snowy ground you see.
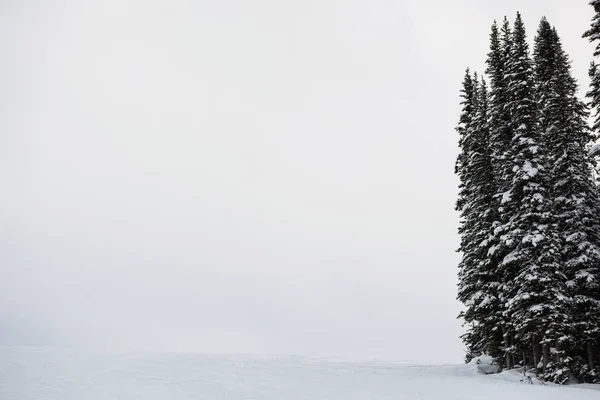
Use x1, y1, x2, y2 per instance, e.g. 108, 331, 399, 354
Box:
1, 346, 598, 399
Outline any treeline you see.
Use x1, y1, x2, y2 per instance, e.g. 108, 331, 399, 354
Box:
456, 3, 600, 384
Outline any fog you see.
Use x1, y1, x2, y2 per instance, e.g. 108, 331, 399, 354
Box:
0, 0, 594, 363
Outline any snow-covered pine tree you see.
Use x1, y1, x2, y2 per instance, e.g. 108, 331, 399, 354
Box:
519, 18, 586, 384
534, 17, 558, 139
456, 72, 504, 362
485, 17, 518, 370
498, 13, 568, 380
470, 78, 505, 362
549, 5, 600, 381
583, 1, 600, 58
487, 19, 514, 188
456, 70, 483, 360
455, 7, 600, 383
456, 70, 477, 214
550, 28, 600, 384
588, 62, 600, 137
584, 1, 600, 153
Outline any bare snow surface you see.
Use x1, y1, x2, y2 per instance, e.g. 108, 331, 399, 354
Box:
1, 346, 599, 399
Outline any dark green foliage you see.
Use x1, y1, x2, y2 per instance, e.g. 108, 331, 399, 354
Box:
483, 20, 516, 365
456, 72, 503, 360
586, 1, 600, 135
456, 9, 600, 384
587, 62, 600, 134
500, 14, 568, 375
583, 1, 600, 57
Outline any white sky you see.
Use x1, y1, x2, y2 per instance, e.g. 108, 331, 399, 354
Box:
0, 0, 595, 364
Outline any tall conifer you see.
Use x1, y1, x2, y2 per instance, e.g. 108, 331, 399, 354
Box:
456, 72, 503, 360
484, 19, 516, 368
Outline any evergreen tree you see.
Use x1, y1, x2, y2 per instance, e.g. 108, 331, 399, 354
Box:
454, 7, 600, 383
585, 1, 600, 136
456, 70, 483, 359
518, 19, 585, 383
583, 1, 600, 58
497, 14, 569, 379
552, 32, 600, 383
534, 17, 558, 137
486, 20, 510, 181
486, 18, 514, 191
456, 72, 503, 361
456, 70, 477, 214
562, 3, 600, 380
456, 4, 600, 383
471, 78, 505, 361
485, 17, 518, 369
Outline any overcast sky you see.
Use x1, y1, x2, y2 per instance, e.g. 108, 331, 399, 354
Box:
0, 0, 595, 364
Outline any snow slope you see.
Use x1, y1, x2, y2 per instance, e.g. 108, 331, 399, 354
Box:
0, 346, 598, 399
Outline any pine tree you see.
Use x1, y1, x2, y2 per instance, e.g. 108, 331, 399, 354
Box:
516, 18, 589, 383
456, 71, 504, 361
484, 17, 519, 369
584, 0, 600, 192
456, 70, 483, 359
553, 33, 600, 383
471, 78, 505, 361
455, 6, 600, 384
534, 17, 558, 138
496, 14, 570, 379
456, 70, 477, 214
563, 3, 600, 381
584, 1, 600, 134
487, 18, 514, 189
583, 1, 600, 58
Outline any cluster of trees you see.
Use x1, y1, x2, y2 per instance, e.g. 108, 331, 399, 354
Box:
455, 3, 600, 384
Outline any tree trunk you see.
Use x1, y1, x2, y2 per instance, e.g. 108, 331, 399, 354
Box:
532, 337, 540, 370
587, 342, 595, 370
509, 333, 515, 369
542, 343, 549, 373
502, 327, 509, 369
